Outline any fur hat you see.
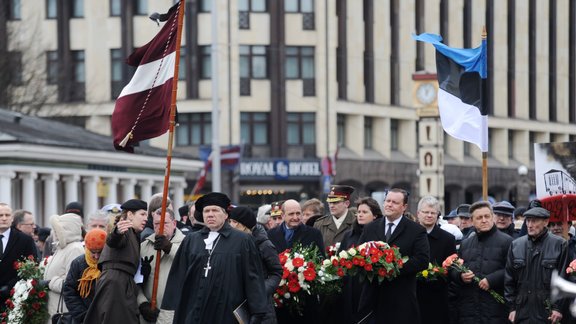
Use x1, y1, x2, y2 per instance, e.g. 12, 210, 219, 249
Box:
229, 206, 257, 230
50, 213, 83, 249
195, 193, 231, 213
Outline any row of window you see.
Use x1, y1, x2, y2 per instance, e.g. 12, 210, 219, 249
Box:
5, 0, 314, 20
176, 112, 315, 146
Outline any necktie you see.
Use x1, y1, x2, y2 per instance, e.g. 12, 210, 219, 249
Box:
285, 228, 294, 245
385, 223, 394, 242
0, 234, 4, 260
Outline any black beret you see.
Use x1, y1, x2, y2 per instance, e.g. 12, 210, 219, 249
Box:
229, 206, 257, 230
121, 199, 147, 212
178, 205, 189, 218
493, 201, 515, 217
195, 192, 231, 214
523, 207, 550, 219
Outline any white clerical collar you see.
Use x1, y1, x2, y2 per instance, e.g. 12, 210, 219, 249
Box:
204, 231, 220, 250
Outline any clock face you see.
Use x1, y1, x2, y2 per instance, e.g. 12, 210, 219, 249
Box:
416, 83, 437, 105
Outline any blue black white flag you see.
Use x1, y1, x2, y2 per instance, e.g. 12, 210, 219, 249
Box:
413, 33, 488, 152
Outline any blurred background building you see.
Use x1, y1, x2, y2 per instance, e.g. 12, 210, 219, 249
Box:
1, 0, 575, 212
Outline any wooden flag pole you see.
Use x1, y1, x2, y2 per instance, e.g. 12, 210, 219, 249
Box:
481, 27, 488, 201
151, 0, 186, 310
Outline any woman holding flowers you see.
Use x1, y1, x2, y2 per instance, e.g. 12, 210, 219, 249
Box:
339, 197, 382, 324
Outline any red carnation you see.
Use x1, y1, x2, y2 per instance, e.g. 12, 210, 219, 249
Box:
31, 279, 37, 287
282, 268, 290, 279
370, 255, 379, 263
1, 312, 6, 318
32, 302, 41, 310
364, 264, 373, 271
337, 268, 345, 277
359, 259, 366, 267
27, 255, 34, 261
292, 257, 304, 268
287, 280, 301, 293
13, 261, 19, 270
307, 261, 315, 268
38, 291, 46, 298
288, 272, 298, 281
279, 253, 288, 265
332, 259, 339, 267
378, 268, 386, 277
29, 288, 36, 296
303, 268, 317, 281
397, 259, 404, 267
352, 258, 360, 265
386, 255, 393, 263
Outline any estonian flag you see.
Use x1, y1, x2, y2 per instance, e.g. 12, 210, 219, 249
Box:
413, 33, 488, 152
112, 3, 181, 152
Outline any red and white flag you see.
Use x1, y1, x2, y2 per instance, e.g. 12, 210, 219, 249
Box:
112, 4, 181, 152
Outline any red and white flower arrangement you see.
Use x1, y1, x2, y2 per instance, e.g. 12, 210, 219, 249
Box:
1, 256, 50, 324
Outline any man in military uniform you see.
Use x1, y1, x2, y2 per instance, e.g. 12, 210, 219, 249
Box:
314, 185, 355, 248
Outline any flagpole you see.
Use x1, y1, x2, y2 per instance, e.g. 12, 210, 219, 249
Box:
211, 0, 222, 192
481, 26, 488, 201
151, 0, 185, 310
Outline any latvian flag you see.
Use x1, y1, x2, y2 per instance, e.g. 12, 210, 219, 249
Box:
112, 3, 181, 152
413, 33, 488, 152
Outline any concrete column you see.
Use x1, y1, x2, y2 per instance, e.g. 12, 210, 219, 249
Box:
103, 177, 119, 205
139, 179, 154, 203
82, 176, 99, 216
62, 174, 80, 204
120, 178, 137, 202
20, 172, 38, 216
42, 173, 59, 224
0, 171, 16, 205
172, 181, 186, 217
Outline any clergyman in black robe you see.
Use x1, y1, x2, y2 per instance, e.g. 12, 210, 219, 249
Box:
162, 192, 268, 324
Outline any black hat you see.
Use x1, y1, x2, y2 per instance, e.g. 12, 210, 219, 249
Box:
178, 205, 189, 218
195, 192, 231, 214
493, 201, 515, 217
229, 206, 257, 230
327, 185, 355, 203
121, 199, 147, 212
523, 207, 550, 219
528, 199, 543, 209
443, 209, 458, 219
456, 204, 471, 218
64, 201, 84, 218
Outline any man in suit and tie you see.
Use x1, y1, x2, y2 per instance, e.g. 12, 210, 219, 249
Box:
359, 188, 430, 324
0, 203, 38, 308
267, 199, 324, 324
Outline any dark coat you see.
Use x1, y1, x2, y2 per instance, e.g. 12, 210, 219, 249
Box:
499, 223, 519, 239
358, 217, 430, 324
313, 210, 356, 248
162, 223, 268, 324
505, 228, 568, 323
450, 226, 513, 324
0, 228, 37, 304
84, 228, 141, 324
252, 224, 282, 324
268, 223, 325, 256
63, 254, 93, 323
417, 226, 457, 324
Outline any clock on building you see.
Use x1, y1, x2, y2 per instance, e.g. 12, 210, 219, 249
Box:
416, 82, 437, 106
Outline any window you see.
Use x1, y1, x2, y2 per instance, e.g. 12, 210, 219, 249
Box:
71, 50, 86, 101
464, 142, 471, 156
46, 0, 57, 19
508, 132, 514, 159
8, 52, 23, 86
178, 46, 186, 80
200, 0, 211, 12
134, 0, 147, 16
71, 0, 84, 18
240, 45, 268, 79
200, 46, 211, 79
285, 0, 314, 13
7, 0, 21, 20
529, 132, 535, 160
46, 51, 59, 85
110, 0, 121, 16
176, 113, 212, 146
239, 0, 266, 12
287, 113, 315, 145
241, 112, 269, 145
111, 49, 124, 99
390, 119, 399, 151
364, 117, 373, 149
285, 46, 314, 79
337, 114, 345, 146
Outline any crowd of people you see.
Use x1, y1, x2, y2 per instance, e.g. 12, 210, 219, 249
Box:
0, 185, 575, 324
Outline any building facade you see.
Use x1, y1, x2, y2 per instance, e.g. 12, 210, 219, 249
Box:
2, 0, 576, 211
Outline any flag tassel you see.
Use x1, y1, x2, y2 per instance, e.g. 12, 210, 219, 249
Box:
119, 131, 133, 148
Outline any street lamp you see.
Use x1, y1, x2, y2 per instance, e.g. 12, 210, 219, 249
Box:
516, 165, 531, 207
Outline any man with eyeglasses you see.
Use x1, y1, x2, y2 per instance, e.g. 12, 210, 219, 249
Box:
314, 185, 356, 248
12, 209, 36, 237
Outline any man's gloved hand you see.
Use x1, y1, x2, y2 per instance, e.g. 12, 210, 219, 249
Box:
0, 285, 10, 299
141, 255, 154, 283
38, 280, 51, 289
139, 302, 160, 322
154, 235, 172, 254
249, 313, 265, 324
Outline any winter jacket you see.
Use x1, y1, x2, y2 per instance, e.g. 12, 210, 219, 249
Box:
499, 223, 519, 239
313, 210, 355, 248
504, 228, 568, 323
450, 225, 513, 324
252, 224, 282, 324
63, 255, 93, 323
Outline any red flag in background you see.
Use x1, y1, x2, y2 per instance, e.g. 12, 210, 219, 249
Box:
112, 4, 180, 152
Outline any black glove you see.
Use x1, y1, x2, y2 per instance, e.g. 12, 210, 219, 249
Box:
249, 314, 265, 324
38, 280, 51, 289
139, 302, 160, 322
141, 255, 154, 283
0, 285, 10, 299
153, 235, 172, 254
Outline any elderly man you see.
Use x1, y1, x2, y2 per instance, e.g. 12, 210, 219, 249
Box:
86, 210, 110, 231
505, 207, 568, 323
11, 209, 35, 237
162, 193, 267, 323
358, 188, 430, 324
416, 196, 456, 324
314, 185, 355, 247
138, 208, 186, 324
451, 201, 513, 324
493, 201, 518, 238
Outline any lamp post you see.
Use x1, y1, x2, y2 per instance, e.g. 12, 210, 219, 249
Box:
516, 165, 531, 207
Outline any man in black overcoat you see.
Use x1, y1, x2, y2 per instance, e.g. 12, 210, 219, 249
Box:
358, 188, 430, 324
